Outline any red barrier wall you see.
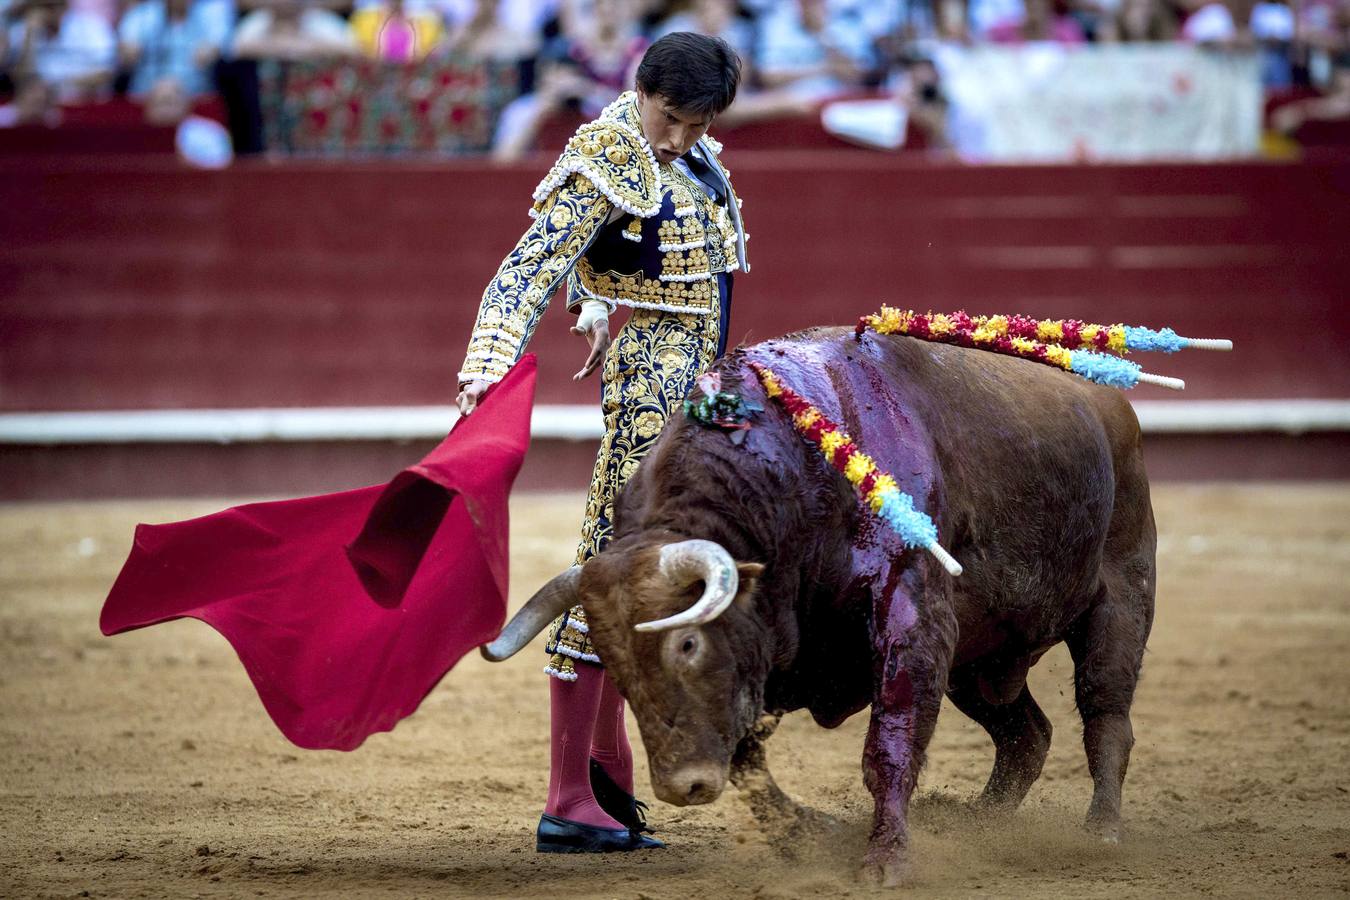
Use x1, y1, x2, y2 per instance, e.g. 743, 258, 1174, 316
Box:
3, 430, 1347, 501
3, 153, 1348, 414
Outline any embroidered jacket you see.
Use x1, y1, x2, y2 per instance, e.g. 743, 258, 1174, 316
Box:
458, 91, 748, 385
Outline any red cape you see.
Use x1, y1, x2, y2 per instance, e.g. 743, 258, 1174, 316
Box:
100, 356, 537, 750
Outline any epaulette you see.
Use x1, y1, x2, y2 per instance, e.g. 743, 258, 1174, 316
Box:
530, 104, 662, 219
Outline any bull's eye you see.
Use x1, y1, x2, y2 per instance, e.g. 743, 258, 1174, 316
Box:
662, 631, 703, 671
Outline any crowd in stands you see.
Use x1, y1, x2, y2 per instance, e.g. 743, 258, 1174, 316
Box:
2, 0, 1348, 149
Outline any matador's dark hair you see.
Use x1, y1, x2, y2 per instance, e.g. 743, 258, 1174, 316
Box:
636, 32, 742, 118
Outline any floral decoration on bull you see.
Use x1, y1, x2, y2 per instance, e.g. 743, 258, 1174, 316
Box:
682, 372, 761, 444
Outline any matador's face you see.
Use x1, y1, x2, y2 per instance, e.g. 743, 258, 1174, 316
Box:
636, 89, 714, 165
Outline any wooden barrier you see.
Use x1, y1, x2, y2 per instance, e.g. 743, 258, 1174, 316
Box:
1, 152, 1347, 494
3, 153, 1347, 411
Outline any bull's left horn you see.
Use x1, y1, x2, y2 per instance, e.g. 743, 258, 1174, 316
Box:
480, 566, 581, 662
634, 540, 740, 633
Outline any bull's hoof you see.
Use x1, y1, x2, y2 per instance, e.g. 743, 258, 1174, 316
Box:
858, 848, 913, 887
971, 792, 1020, 816
787, 804, 844, 837
763, 805, 846, 861
1085, 814, 1121, 845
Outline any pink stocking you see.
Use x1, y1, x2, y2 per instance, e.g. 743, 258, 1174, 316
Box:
544, 663, 624, 828
589, 671, 634, 794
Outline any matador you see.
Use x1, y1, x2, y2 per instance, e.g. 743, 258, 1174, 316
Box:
455, 34, 748, 853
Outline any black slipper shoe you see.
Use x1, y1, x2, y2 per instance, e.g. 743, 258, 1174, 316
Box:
535, 813, 665, 853
589, 758, 654, 834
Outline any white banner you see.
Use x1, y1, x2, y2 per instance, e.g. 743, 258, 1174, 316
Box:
934, 44, 1262, 162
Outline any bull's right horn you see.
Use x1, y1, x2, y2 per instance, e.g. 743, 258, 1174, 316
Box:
633, 539, 740, 633
480, 566, 581, 662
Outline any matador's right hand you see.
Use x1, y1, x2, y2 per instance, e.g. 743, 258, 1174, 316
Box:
457, 380, 490, 416
571, 310, 611, 381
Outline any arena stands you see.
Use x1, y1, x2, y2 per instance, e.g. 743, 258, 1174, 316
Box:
3, 0, 1349, 155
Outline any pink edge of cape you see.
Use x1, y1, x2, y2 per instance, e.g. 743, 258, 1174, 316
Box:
99, 356, 538, 751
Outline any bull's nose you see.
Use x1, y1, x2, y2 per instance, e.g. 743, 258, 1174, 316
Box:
654, 764, 726, 806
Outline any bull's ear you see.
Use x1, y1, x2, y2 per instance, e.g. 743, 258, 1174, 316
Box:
733, 562, 764, 611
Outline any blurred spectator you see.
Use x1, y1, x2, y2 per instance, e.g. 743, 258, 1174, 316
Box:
755, 0, 875, 99
964, 0, 1030, 40
896, 55, 948, 148
232, 0, 357, 60
141, 69, 189, 120
350, 0, 444, 61
438, 0, 556, 59
118, 0, 235, 100
491, 0, 645, 160
5, 0, 116, 100
652, 0, 752, 59
873, 1, 940, 47
650, 0, 816, 126
1249, 0, 1294, 86
69, 0, 114, 26
441, 0, 535, 62
0, 77, 57, 124
1298, 0, 1350, 87
1063, 0, 1122, 41
1178, 0, 1238, 43
986, 0, 1087, 41
1112, 0, 1179, 40
1272, 51, 1350, 132
553, 0, 646, 102
821, 50, 950, 151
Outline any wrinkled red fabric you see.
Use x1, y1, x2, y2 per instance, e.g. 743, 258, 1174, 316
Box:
100, 356, 537, 751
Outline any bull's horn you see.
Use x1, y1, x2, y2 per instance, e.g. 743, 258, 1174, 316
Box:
633, 540, 740, 633
480, 566, 581, 662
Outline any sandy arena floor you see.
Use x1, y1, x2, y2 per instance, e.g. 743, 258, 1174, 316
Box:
2, 484, 1348, 899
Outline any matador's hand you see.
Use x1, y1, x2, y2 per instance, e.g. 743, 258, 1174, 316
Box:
456, 379, 490, 416
571, 318, 610, 381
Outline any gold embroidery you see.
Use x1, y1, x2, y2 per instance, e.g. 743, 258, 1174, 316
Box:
458, 175, 613, 384
661, 247, 711, 275
554, 95, 743, 315
658, 216, 704, 246
668, 182, 697, 217
574, 256, 718, 313
529, 94, 662, 219
545, 307, 723, 677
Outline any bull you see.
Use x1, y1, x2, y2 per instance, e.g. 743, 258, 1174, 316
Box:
484, 326, 1156, 885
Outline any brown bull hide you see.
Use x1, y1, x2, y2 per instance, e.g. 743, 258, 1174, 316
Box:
577, 327, 1156, 886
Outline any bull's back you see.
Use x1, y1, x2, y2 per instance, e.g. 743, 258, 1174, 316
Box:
757, 328, 1146, 656
871, 332, 1143, 479
883, 332, 1145, 653
749, 325, 1140, 496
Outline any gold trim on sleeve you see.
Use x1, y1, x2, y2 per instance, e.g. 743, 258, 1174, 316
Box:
458, 175, 614, 384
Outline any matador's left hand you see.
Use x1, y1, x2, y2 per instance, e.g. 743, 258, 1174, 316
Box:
571, 318, 610, 381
